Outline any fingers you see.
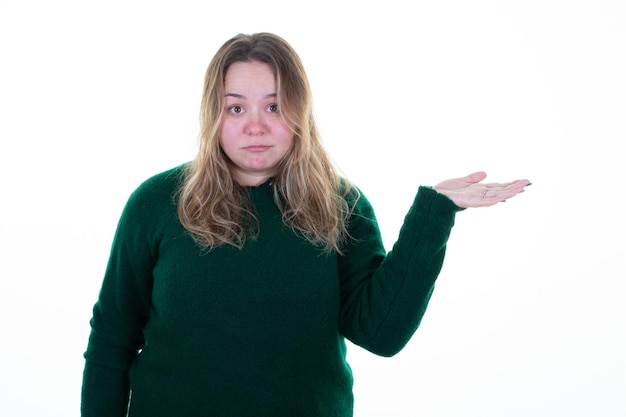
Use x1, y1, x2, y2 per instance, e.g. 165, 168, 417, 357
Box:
463, 172, 530, 189
480, 180, 531, 206
483, 179, 529, 192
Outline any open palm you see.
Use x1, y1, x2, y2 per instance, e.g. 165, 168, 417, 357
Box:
434, 171, 531, 208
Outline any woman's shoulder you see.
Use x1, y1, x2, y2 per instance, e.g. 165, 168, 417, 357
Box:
338, 177, 370, 212
138, 163, 187, 190
126, 163, 189, 209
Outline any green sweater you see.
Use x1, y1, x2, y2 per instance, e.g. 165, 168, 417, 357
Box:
82, 165, 462, 416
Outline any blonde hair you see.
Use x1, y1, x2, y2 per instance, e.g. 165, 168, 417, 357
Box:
177, 32, 356, 252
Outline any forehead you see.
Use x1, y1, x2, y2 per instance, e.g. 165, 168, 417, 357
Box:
224, 61, 276, 92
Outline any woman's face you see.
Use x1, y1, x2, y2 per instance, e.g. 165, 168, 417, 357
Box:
219, 60, 294, 186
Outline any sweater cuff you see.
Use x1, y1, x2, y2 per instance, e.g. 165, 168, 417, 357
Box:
417, 185, 466, 214
388, 185, 462, 266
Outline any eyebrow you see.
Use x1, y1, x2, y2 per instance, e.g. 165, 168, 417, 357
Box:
224, 93, 277, 99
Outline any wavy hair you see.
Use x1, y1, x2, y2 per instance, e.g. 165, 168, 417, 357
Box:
177, 32, 356, 253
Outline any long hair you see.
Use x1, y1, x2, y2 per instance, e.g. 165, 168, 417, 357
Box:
177, 32, 356, 252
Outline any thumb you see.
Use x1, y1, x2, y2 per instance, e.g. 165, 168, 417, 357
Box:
465, 171, 487, 184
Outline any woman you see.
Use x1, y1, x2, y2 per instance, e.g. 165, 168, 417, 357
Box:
81, 32, 529, 416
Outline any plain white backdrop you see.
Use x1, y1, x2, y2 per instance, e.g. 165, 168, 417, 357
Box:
1, 0, 624, 415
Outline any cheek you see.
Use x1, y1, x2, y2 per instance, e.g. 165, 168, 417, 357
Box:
218, 122, 237, 148
272, 121, 295, 145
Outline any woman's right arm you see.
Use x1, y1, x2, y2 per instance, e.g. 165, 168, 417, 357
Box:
81, 181, 161, 417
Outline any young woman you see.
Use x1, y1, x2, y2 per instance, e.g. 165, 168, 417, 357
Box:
81, 32, 530, 416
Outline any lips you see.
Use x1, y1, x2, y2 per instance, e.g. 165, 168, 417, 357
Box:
243, 145, 271, 152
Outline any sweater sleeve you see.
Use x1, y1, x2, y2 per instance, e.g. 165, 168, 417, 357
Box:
81, 177, 165, 417
338, 186, 463, 357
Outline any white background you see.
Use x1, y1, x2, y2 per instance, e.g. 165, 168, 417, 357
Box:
1, 0, 624, 416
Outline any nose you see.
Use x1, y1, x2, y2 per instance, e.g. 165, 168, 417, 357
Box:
245, 111, 266, 136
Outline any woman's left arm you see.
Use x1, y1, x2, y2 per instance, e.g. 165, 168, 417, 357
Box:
338, 173, 529, 357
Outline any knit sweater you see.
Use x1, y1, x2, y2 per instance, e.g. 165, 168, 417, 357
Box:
82, 164, 462, 417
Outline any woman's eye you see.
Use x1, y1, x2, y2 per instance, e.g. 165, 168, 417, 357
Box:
229, 105, 243, 114
267, 104, 279, 113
